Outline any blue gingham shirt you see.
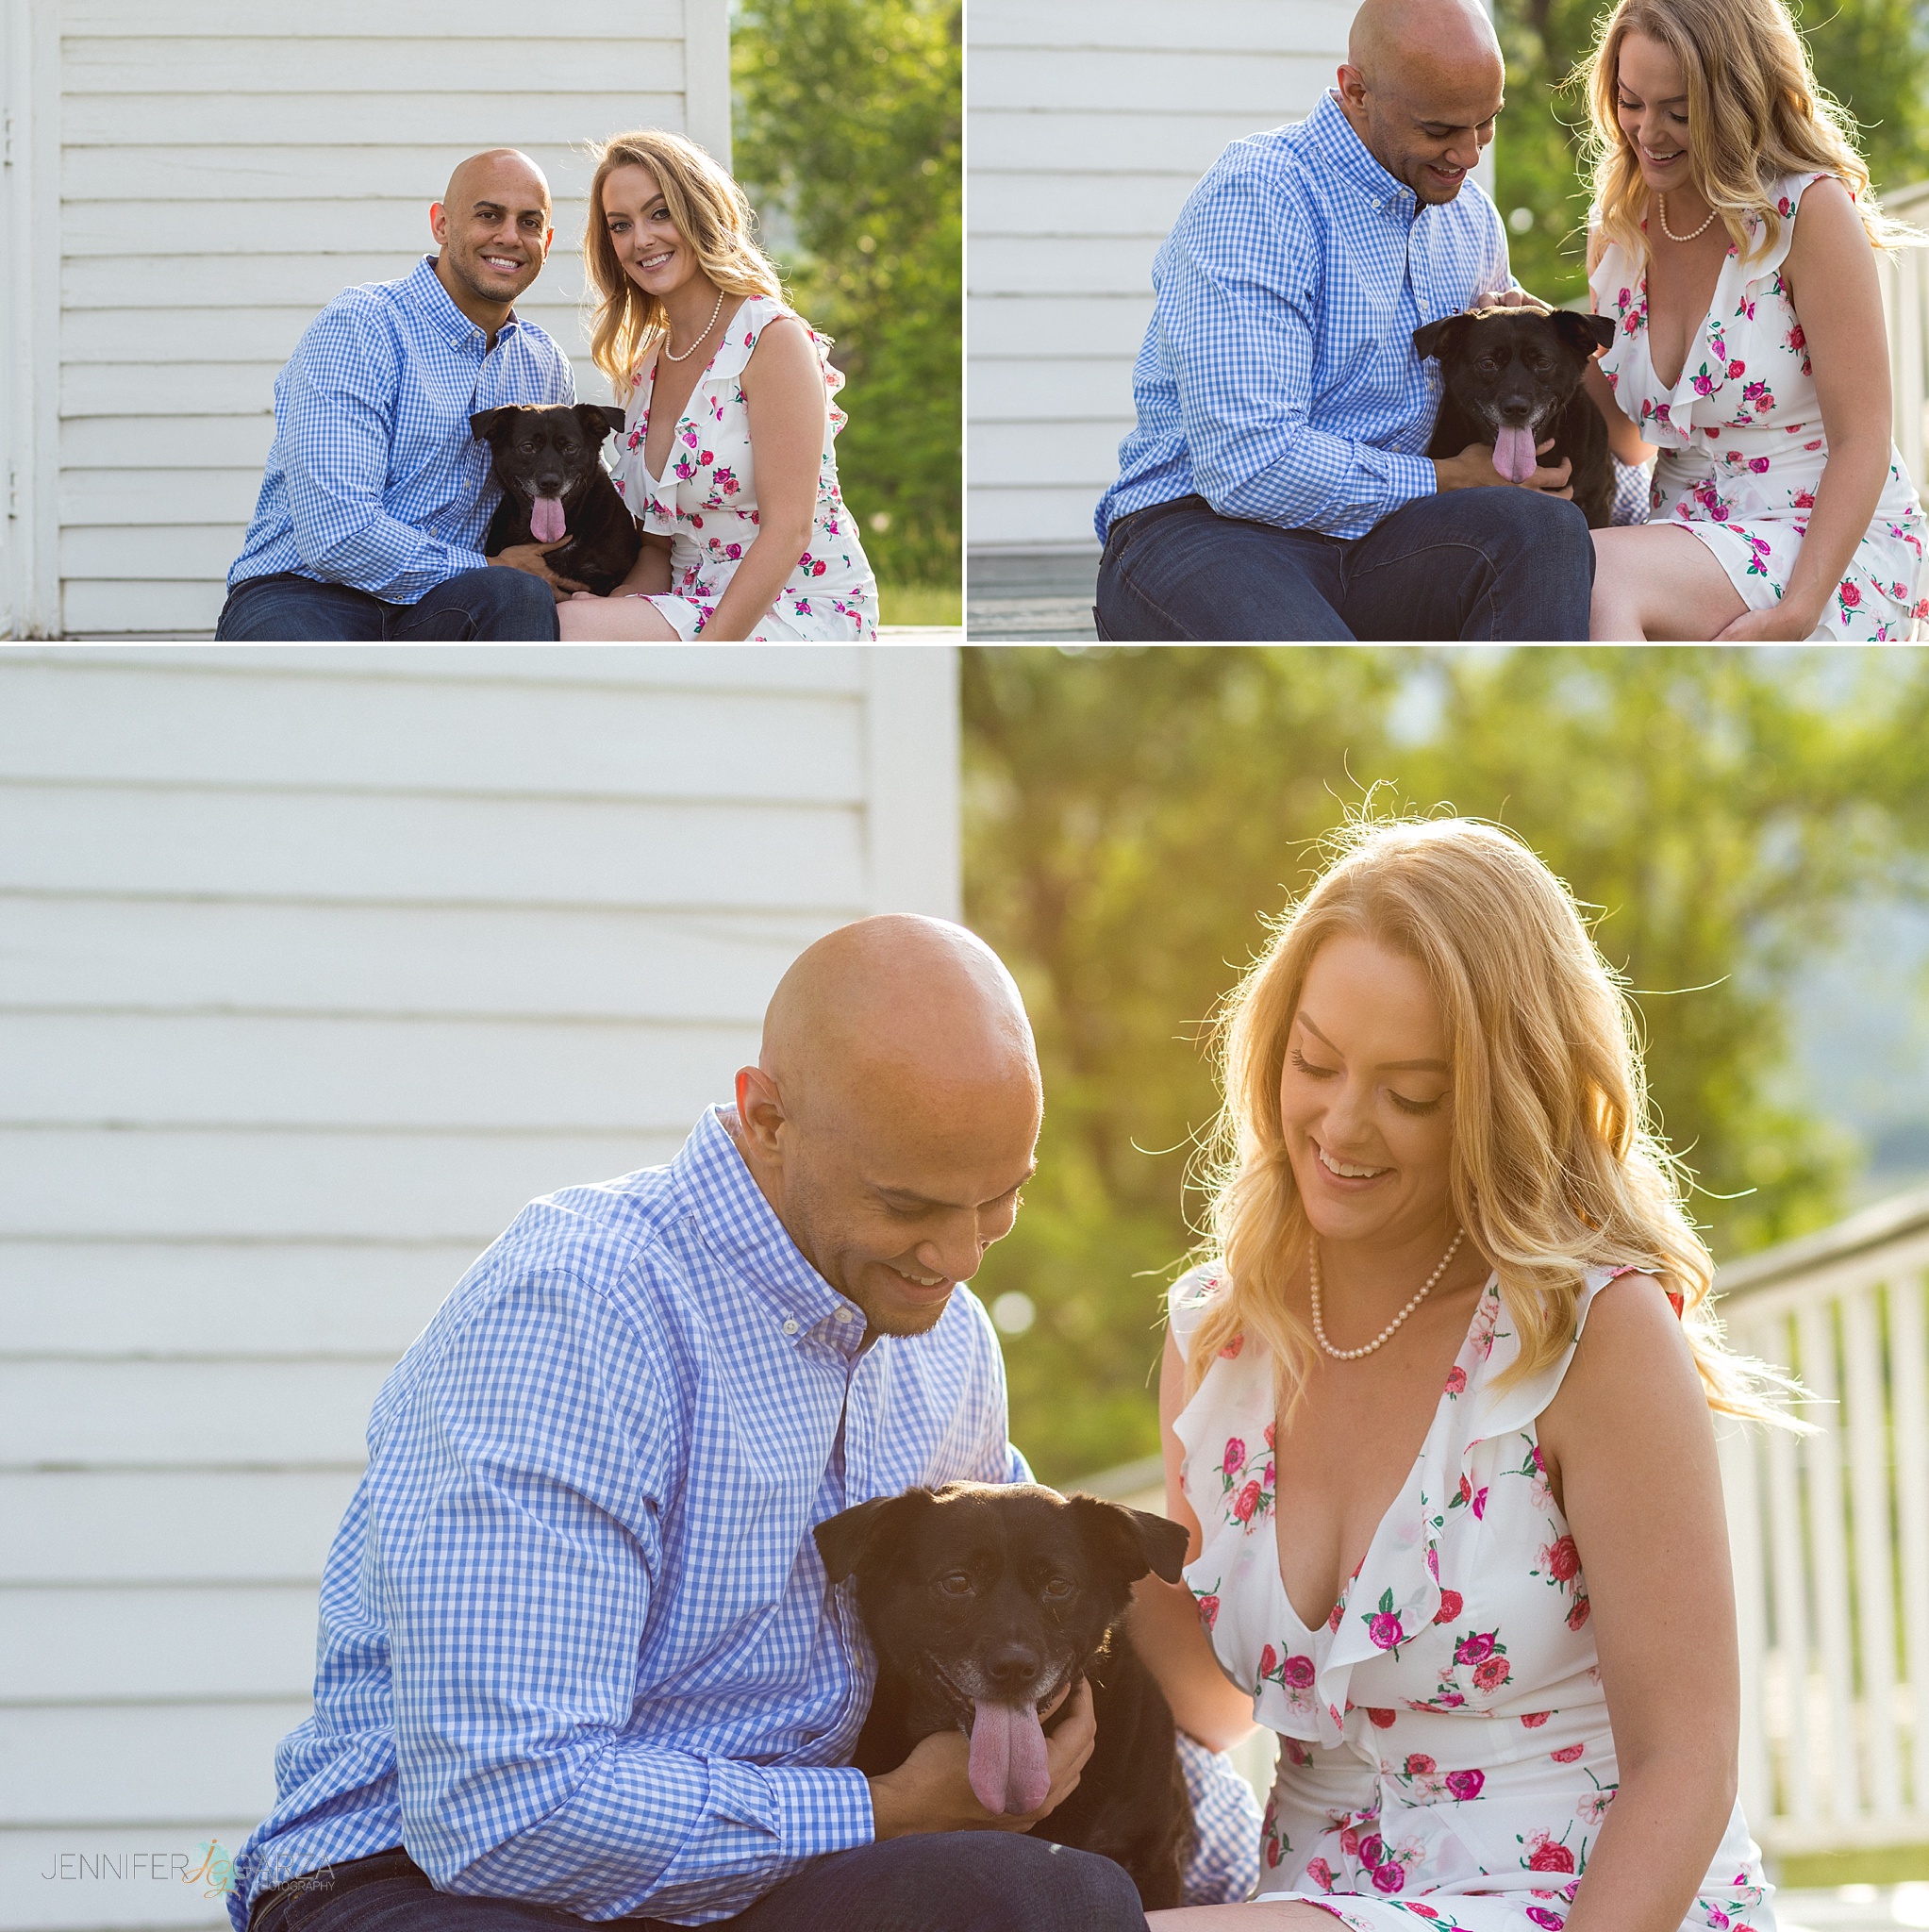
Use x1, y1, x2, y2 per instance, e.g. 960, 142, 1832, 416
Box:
1097, 91, 1515, 541
228, 255, 574, 603
230, 1108, 1260, 1924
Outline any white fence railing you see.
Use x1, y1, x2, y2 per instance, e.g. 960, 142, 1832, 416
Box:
1880, 179, 1929, 525
1719, 1181, 1929, 1855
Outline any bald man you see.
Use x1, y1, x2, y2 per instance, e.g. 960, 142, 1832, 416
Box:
1095, 0, 1596, 641
219, 150, 578, 641
228, 917, 1260, 1932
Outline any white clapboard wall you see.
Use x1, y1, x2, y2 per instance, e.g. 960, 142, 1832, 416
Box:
0, 0, 730, 640
0, 643, 960, 1932
966, 0, 1494, 555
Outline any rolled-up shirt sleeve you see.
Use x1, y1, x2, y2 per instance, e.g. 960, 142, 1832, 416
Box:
1159, 166, 1438, 536
278, 301, 492, 602
373, 1271, 873, 1923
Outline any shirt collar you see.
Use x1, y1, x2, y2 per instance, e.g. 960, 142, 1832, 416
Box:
406, 253, 524, 354
1306, 89, 1419, 218
672, 1106, 865, 1352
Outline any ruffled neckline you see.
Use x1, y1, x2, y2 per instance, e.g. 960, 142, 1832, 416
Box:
1172, 1264, 1621, 1744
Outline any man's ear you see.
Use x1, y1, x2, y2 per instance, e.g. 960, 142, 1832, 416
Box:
470, 408, 511, 443
574, 404, 628, 444
1555, 309, 1618, 358
1067, 1494, 1191, 1585
814, 1491, 934, 1583
429, 200, 449, 247
733, 1064, 788, 1161
1412, 315, 1468, 363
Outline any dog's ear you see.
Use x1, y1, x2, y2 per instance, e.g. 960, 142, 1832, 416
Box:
1554, 309, 1618, 358
814, 1489, 935, 1583
574, 403, 629, 445
1411, 314, 1469, 363
470, 408, 512, 443
1066, 1494, 1191, 1586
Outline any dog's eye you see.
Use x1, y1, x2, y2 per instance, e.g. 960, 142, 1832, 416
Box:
1042, 1578, 1075, 1602
1476, 359, 1500, 375
937, 1572, 973, 1597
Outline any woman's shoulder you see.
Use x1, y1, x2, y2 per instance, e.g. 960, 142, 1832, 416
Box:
1168, 1262, 1229, 1360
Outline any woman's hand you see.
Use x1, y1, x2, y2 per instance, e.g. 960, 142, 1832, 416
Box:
1710, 597, 1821, 640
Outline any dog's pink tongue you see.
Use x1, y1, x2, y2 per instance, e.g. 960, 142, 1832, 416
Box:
967, 1700, 1050, 1817
530, 495, 567, 543
1493, 425, 1539, 483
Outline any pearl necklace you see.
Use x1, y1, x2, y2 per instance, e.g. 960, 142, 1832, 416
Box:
1310, 1227, 1465, 1360
662, 287, 724, 362
1655, 192, 1718, 242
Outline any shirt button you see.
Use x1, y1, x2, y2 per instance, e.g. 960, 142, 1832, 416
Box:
835, 1308, 853, 1323
782, 1319, 799, 1336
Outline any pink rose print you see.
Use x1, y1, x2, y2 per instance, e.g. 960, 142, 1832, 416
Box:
1446, 1768, 1485, 1799
1222, 1438, 1245, 1479
626, 426, 644, 450
681, 428, 698, 448
713, 466, 740, 496
1552, 1743, 1585, 1763
1528, 1910, 1567, 1929
1233, 1480, 1263, 1524
1457, 1474, 1473, 1505
1257, 1642, 1277, 1680
1455, 1630, 1496, 1665
1196, 1593, 1219, 1629
698, 449, 713, 465
1220, 1334, 1244, 1359
1793, 490, 1815, 508
1749, 457, 1771, 473
1358, 1834, 1385, 1868
1727, 359, 1745, 377
1528, 1838, 1577, 1874
1372, 1863, 1406, 1893
1366, 1707, 1397, 1729
1264, 1422, 1276, 1448
1281, 1654, 1316, 1688
1405, 1753, 1438, 1774
1472, 1655, 1511, 1691
1370, 1612, 1405, 1649
1840, 582, 1861, 607
792, 597, 813, 617
725, 543, 742, 560
1444, 1365, 1467, 1394
1708, 1912, 1731, 1929
1472, 1487, 1488, 1519
690, 513, 704, 527
1339, 1825, 1361, 1857
1305, 1857, 1335, 1891
1544, 1536, 1581, 1583
811, 560, 827, 576
1522, 1710, 1552, 1728
1434, 1589, 1464, 1624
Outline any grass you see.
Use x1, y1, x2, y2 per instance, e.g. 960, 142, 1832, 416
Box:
1776, 1845, 1929, 1887
878, 581, 961, 626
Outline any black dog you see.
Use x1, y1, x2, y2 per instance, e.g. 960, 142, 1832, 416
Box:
1413, 304, 1619, 527
815, 1481, 1195, 1911
470, 404, 641, 596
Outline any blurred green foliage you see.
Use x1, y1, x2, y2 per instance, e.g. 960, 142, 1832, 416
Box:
962, 647, 1929, 1485
1492, 0, 1929, 306
733, 0, 961, 588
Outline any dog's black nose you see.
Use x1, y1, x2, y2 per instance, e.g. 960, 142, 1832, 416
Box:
984, 1643, 1041, 1692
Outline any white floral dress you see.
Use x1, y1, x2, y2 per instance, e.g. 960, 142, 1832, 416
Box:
1590, 171, 1927, 640
1169, 1265, 1776, 1932
607, 295, 877, 641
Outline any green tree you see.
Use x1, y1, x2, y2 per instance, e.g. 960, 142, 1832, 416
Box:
963, 647, 1922, 1485
1492, 0, 1929, 308
733, 0, 961, 588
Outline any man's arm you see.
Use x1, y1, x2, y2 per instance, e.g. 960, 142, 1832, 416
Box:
276, 302, 497, 604
1159, 164, 1438, 536
373, 1271, 874, 1922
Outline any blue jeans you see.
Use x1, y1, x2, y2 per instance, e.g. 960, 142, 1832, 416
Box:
216, 568, 559, 641
1095, 488, 1594, 641
248, 1838, 1147, 1932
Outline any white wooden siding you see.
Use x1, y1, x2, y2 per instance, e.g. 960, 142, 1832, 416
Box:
2, 0, 731, 638
966, 0, 1496, 555
0, 642, 959, 1930
967, 1, 1357, 552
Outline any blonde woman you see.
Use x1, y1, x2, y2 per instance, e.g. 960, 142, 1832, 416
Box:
1579, 0, 1926, 639
1132, 818, 1789, 1932
558, 130, 876, 642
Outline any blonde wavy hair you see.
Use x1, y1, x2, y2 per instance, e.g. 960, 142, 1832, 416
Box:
1580, 0, 1920, 266
1184, 816, 1795, 1427
584, 129, 785, 395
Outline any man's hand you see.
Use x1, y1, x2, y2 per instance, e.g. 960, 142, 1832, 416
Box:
489, 541, 590, 602
868, 1678, 1096, 1840
1478, 288, 1546, 310
1435, 437, 1574, 499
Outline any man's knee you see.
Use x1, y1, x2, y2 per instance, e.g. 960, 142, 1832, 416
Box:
457, 565, 560, 641
905, 1834, 1144, 1929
